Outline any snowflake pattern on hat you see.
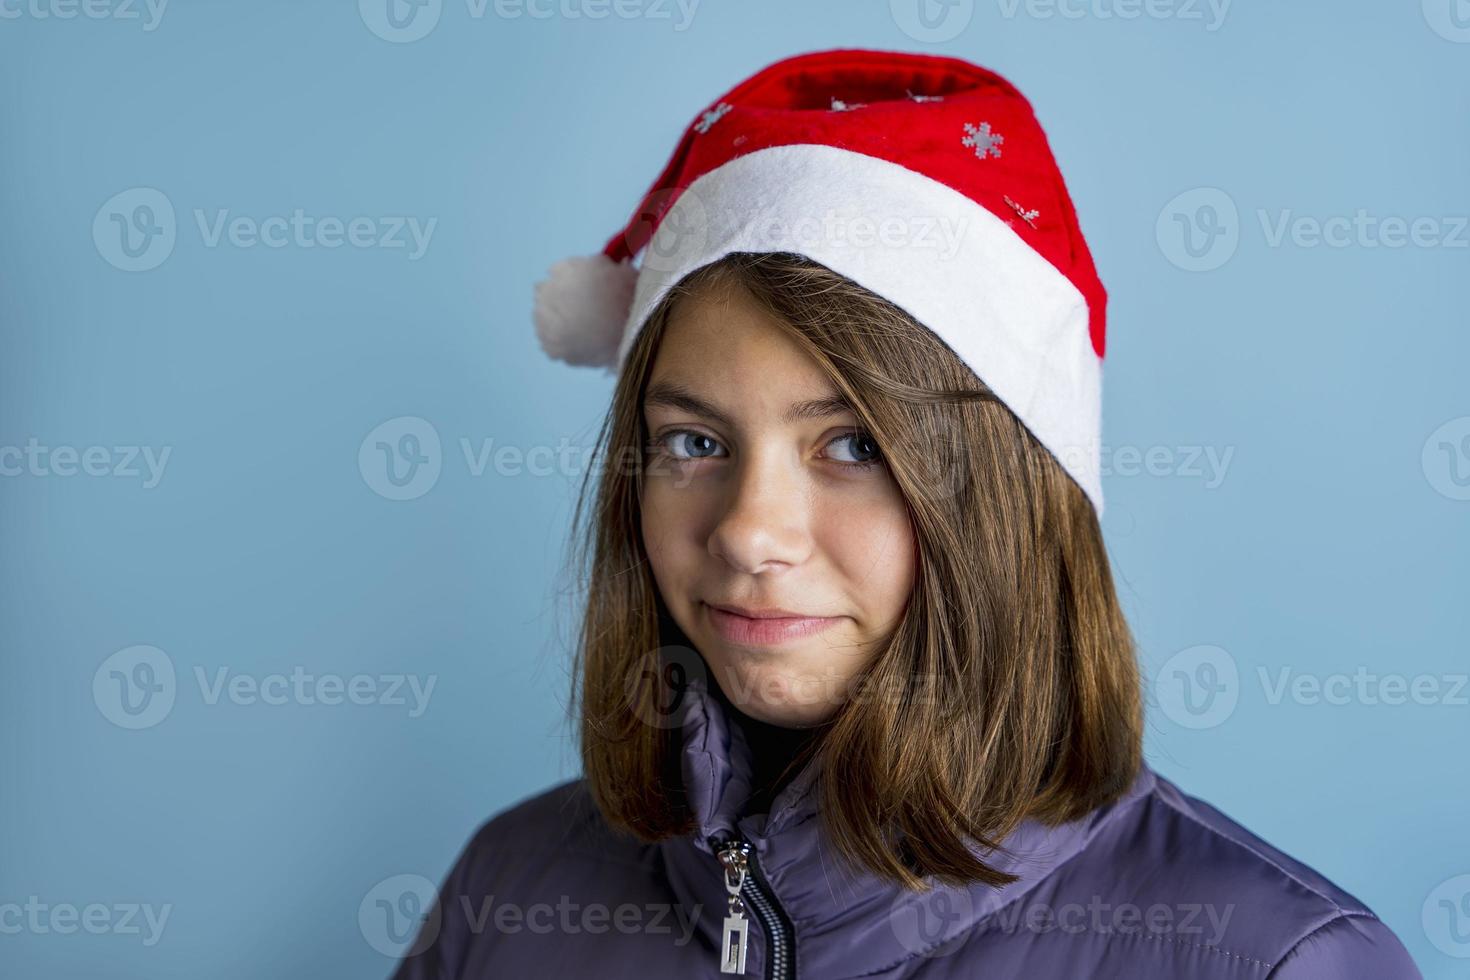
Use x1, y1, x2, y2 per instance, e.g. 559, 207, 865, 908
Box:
694, 102, 732, 134
1004, 194, 1040, 229
961, 121, 1004, 159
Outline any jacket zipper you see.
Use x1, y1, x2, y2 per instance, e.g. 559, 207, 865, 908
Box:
711, 834, 796, 979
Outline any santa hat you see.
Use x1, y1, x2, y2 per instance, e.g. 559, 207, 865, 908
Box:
531, 48, 1108, 515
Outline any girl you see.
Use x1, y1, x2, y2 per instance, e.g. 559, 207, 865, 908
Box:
392, 49, 1420, 978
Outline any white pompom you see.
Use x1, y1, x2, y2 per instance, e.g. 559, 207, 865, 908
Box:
532, 253, 638, 368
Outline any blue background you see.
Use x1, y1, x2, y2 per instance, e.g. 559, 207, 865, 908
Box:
2, 1, 1466, 976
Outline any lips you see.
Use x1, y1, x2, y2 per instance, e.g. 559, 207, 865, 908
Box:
707, 602, 813, 620
703, 601, 842, 647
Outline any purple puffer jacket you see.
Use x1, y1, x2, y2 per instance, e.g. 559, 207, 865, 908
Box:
390, 675, 1420, 979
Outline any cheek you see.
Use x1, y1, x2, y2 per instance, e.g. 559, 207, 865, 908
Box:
816, 489, 916, 624
640, 480, 705, 581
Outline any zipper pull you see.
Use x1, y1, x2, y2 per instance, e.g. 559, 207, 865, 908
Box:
713, 837, 751, 975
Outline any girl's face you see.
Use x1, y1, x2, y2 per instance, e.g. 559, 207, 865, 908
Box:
640, 279, 917, 728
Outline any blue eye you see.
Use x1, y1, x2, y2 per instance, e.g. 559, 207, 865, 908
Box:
658, 430, 727, 460
826, 431, 882, 466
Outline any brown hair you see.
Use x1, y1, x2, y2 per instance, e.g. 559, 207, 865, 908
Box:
563, 251, 1141, 890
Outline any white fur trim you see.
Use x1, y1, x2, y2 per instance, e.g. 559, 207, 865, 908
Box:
614, 143, 1104, 514
532, 253, 638, 368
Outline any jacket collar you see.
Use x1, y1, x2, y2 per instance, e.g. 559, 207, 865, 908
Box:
657, 673, 1157, 979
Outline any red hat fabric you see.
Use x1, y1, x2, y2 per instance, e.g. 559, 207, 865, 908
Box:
532, 48, 1109, 514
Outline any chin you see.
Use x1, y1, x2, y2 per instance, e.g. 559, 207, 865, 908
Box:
702, 654, 850, 728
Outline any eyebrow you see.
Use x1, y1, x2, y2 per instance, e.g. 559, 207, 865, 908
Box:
643, 380, 855, 428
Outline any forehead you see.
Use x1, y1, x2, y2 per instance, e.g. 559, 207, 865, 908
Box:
644, 279, 839, 410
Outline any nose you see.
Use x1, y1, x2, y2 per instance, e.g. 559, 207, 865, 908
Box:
706, 447, 812, 575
